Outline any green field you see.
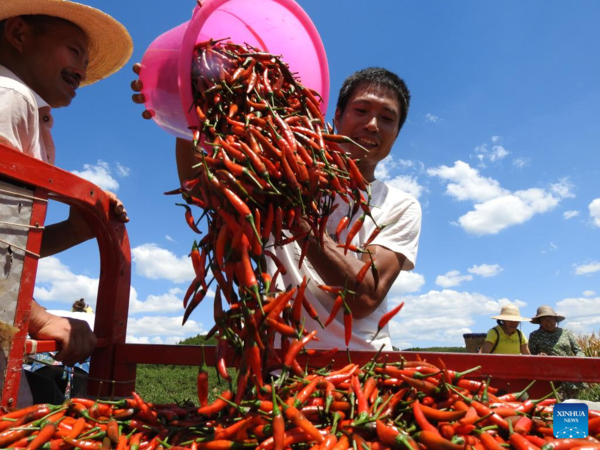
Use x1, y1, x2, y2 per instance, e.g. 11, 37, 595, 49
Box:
135, 335, 599, 404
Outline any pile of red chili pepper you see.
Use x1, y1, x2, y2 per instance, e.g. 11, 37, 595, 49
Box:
170, 39, 399, 386
2, 358, 599, 449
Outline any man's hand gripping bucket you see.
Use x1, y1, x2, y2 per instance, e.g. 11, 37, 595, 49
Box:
139, 0, 330, 139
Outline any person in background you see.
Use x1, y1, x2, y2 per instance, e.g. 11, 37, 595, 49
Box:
480, 304, 531, 355
0, 0, 132, 405
529, 305, 586, 399
26, 299, 95, 404
131, 66, 422, 351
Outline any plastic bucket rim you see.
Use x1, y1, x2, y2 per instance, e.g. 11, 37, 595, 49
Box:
177, 0, 330, 136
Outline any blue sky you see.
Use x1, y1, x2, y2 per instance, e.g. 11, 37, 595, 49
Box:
36, 1, 600, 349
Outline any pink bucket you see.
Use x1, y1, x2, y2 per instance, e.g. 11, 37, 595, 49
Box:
140, 0, 330, 139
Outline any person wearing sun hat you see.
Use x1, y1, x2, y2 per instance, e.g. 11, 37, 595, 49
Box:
0, 0, 132, 405
528, 305, 585, 399
480, 304, 531, 355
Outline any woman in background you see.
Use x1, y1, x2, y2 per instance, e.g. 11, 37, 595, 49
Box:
480, 304, 531, 355
529, 305, 585, 399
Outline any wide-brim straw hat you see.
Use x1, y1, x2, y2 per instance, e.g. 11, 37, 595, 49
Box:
531, 305, 565, 324
0, 0, 133, 86
491, 304, 530, 322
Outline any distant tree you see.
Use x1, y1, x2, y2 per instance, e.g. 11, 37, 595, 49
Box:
178, 334, 218, 346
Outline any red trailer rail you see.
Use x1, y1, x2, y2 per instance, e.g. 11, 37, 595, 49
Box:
2, 143, 599, 405
0, 144, 130, 406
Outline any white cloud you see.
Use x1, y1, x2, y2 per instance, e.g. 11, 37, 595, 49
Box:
574, 262, 600, 276
71, 160, 120, 191
430, 161, 574, 235
564, 210, 580, 220
132, 243, 195, 283
388, 271, 425, 295
374, 156, 425, 199
583, 291, 595, 297
468, 264, 503, 278
489, 145, 509, 162
550, 178, 575, 199
34, 257, 100, 305
126, 315, 205, 338
512, 158, 529, 169
386, 175, 424, 199
165, 235, 175, 242
428, 161, 508, 203
115, 163, 131, 178
386, 290, 526, 348
435, 270, 473, 288
130, 287, 186, 314
589, 198, 600, 227
472, 138, 509, 166
556, 296, 600, 333
425, 113, 439, 123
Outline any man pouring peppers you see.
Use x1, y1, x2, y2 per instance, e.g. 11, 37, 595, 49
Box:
132, 65, 421, 351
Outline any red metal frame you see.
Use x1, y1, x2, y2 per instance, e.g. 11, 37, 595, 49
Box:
2, 143, 599, 404
0, 144, 131, 404
1, 184, 47, 408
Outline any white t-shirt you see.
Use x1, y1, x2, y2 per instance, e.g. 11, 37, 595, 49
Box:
0, 65, 55, 164
272, 180, 422, 350
46, 310, 95, 330
0, 66, 56, 406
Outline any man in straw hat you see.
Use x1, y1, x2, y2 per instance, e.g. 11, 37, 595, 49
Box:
0, 0, 132, 403
480, 303, 531, 355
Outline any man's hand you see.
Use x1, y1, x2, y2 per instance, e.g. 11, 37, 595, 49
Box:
104, 190, 129, 223
131, 63, 152, 119
29, 302, 97, 366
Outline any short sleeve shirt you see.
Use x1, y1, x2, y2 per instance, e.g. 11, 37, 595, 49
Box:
0, 65, 55, 164
529, 327, 584, 357
485, 325, 528, 354
271, 180, 422, 350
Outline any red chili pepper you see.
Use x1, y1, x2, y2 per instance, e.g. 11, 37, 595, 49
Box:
412, 400, 440, 434
264, 249, 288, 275
197, 346, 210, 408
344, 215, 365, 255
274, 206, 283, 244
176, 203, 202, 234
216, 335, 232, 381
415, 431, 464, 450
25, 422, 56, 450
197, 390, 234, 416
509, 432, 540, 450
291, 276, 308, 326
282, 404, 324, 444
355, 258, 373, 285
182, 287, 207, 325
324, 294, 344, 327
371, 302, 404, 342
343, 301, 352, 347
284, 330, 318, 368
335, 216, 349, 242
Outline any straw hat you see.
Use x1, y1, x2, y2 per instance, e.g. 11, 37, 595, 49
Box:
531, 305, 565, 324
0, 0, 133, 86
491, 304, 530, 322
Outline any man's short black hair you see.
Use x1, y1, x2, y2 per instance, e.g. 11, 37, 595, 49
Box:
336, 67, 411, 133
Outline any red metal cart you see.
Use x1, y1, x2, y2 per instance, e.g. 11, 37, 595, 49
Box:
1, 143, 599, 407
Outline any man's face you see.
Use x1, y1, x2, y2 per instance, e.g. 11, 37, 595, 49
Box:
334, 83, 401, 181
20, 19, 89, 108
539, 316, 558, 332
